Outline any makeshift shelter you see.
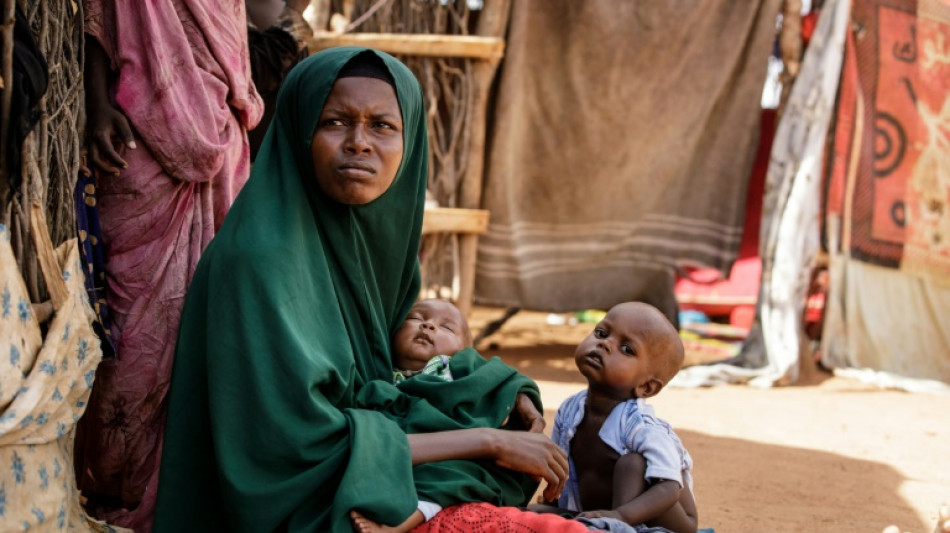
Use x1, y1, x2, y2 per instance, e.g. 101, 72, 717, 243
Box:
674, 0, 950, 391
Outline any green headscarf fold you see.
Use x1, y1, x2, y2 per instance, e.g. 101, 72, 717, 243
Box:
154, 48, 538, 533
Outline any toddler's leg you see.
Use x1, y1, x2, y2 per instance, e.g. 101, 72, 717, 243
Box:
648, 483, 698, 533
350, 510, 425, 533
612, 452, 648, 508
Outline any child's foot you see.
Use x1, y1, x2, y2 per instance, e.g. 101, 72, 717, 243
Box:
351, 511, 390, 533
350, 510, 421, 533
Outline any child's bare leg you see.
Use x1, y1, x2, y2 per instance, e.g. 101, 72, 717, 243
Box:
612, 452, 648, 507
350, 510, 425, 533
648, 484, 698, 533
613, 452, 698, 533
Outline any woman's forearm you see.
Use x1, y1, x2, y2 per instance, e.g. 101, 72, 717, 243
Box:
407, 427, 569, 501
407, 429, 498, 466
84, 35, 112, 108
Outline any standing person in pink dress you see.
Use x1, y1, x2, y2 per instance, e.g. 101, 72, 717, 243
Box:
75, 1, 263, 530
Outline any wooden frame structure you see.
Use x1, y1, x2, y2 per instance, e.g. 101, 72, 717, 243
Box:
308, 0, 511, 316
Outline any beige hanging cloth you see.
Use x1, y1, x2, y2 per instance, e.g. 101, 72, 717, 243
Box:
0, 203, 126, 531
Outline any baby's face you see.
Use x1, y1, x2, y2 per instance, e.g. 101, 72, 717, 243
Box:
574, 303, 670, 400
392, 300, 469, 371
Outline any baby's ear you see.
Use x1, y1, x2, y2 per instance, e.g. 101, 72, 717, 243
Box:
636, 378, 664, 399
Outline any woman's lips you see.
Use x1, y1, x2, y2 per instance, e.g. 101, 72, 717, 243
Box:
338, 163, 375, 177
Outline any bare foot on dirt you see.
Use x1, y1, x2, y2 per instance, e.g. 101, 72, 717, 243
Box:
350, 510, 424, 533
882, 506, 950, 533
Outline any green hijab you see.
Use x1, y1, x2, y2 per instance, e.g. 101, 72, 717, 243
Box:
154, 48, 537, 533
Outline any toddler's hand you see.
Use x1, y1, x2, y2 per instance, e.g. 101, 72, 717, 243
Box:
576, 510, 623, 521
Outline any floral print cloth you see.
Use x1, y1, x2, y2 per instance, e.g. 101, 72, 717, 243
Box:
0, 223, 119, 532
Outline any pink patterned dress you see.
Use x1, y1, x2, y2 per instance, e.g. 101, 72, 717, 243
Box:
75, 1, 263, 530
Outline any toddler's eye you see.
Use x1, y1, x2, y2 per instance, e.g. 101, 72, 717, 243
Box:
621, 344, 636, 356
594, 328, 606, 339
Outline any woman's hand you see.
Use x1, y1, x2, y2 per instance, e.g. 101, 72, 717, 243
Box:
87, 104, 135, 175
513, 393, 545, 433
84, 35, 136, 176
490, 430, 568, 502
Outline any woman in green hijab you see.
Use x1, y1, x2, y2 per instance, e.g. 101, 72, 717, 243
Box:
153, 48, 568, 532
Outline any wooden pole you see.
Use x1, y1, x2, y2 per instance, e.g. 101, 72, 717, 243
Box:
310, 32, 503, 59
309, 0, 331, 33
778, 0, 802, 118
0, 0, 16, 218
455, 0, 510, 316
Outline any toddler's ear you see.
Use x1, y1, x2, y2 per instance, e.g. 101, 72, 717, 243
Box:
636, 378, 663, 399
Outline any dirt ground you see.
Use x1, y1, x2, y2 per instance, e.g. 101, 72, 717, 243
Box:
468, 306, 950, 533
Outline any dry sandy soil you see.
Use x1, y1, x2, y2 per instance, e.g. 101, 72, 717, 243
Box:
468, 306, 950, 533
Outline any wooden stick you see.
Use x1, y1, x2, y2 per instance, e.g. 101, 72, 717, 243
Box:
30, 199, 68, 309
422, 207, 489, 236
778, 0, 802, 118
455, 0, 510, 316
309, 32, 504, 60
0, 0, 16, 207
310, 0, 331, 33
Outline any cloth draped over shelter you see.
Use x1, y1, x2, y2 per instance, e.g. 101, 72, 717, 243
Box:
673, 0, 852, 388
820, 0, 950, 389
475, 0, 780, 321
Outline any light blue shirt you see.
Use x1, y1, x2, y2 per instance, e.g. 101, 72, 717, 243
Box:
551, 390, 693, 512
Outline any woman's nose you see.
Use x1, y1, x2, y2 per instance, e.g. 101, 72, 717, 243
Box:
344, 125, 372, 153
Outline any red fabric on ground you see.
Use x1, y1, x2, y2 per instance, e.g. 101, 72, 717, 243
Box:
412, 503, 589, 533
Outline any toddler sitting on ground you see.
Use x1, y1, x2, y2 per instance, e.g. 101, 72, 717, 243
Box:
548, 301, 698, 533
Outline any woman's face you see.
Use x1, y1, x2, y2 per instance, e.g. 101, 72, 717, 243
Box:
310, 77, 404, 205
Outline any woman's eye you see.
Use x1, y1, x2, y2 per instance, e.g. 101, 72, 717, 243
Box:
320, 118, 345, 127
373, 121, 399, 132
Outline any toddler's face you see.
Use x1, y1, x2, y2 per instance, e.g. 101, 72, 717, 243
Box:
574, 303, 665, 400
392, 300, 469, 371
